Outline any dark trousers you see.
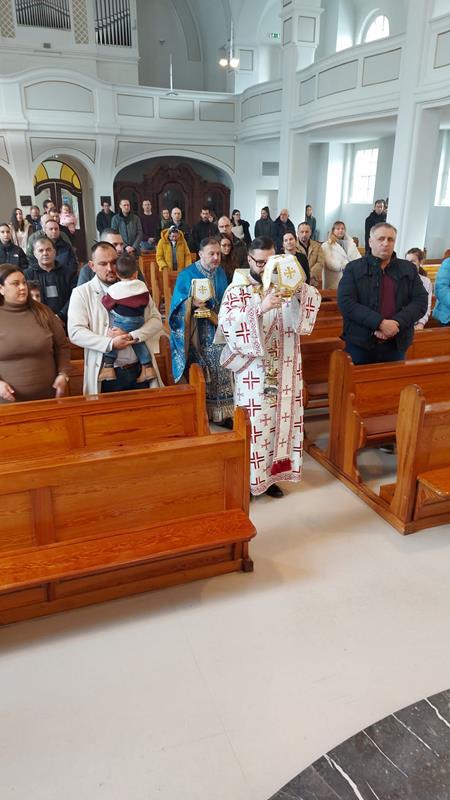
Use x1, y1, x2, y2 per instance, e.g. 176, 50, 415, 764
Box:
100, 363, 149, 393
345, 342, 405, 365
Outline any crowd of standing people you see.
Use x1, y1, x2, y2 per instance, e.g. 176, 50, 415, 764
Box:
0, 192, 448, 499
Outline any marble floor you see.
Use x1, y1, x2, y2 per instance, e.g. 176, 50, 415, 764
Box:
2, 444, 450, 799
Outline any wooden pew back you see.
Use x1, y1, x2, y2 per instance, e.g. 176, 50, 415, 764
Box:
0, 405, 254, 623
327, 350, 450, 480
386, 385, 450, 530
0, 365, 207, 466
301, 337, 345, 409
406, 326, 450, 359
0, 428, 247, 555
308, 316, 342, 340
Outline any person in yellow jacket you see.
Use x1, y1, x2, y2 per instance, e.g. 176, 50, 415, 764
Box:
156, 226, 192, 271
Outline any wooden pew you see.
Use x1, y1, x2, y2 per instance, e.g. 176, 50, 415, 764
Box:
0, 403, 255, 624
317, 300, 339, 317
139, 252, 195, 323
301, 337, 345, 410
308, 316, 342, 340
307, 350, 450, 484
406, 325, 450, 359
0, 365, 208, 468
303, 326, 450, 409
319, 289, 337, 302
370, 385, 450, 533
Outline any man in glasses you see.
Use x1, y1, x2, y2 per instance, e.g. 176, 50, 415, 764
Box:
218, 236, 321, 499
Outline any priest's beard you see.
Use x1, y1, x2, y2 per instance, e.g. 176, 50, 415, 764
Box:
249, 266, 263, 284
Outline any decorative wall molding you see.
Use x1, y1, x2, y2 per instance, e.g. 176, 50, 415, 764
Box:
115, 141, 235, 172
0, 136, 9, 163
24, 81, 94, 113
30, 137, 96, 163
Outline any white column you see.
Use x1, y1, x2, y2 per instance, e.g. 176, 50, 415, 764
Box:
278, 0, 322, 218
387, 0, 438, 253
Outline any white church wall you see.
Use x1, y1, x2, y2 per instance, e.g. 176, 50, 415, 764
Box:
234, 138, 280, 225
433, 0, 450, 16
136, 0, 203, 91
316, 0, 340, 61
306, 143, 329, 239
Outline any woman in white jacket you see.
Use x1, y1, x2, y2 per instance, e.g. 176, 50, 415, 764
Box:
320, 221, 360, 289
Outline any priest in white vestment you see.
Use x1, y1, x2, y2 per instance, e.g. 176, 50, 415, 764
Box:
218, 237, 321, 497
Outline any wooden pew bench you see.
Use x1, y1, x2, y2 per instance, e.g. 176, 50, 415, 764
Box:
301, 337, 345, 411
302, 326, 450, 413
0, 365, 208, 468
0, 405, 255, 624
406, 325, 450, 359
308, 315, 342, 340
354, 385, 450, 534
307, 349, 450, 484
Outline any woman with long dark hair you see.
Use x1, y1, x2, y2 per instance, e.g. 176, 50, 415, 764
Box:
9, 207, 31, 250
0, 264, 70, 402
219, 233, 240, 283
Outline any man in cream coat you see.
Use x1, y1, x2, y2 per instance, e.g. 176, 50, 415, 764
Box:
68, 242, 165, 394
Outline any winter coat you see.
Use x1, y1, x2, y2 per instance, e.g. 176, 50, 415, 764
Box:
192, 220, 219, 251
321, 235, 361, 289
432, 258, 450, 324
254, 217, 273, 239
68, 275, 165, 394
156, 228, 192, 271
24, 259, 78, 323
338, 254, 428, 352
271, 216, 296, 253
111, 211, 143, 251
0, 241, 28, 270
297, 240, 325, 288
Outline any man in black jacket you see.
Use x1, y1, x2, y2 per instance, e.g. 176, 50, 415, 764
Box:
338, 222, 428, 365
24, 236, 78, 325
192, 206, 218, 251
271, 209, 296, 254
0, 223, 28, 269
364, 199, 386, 253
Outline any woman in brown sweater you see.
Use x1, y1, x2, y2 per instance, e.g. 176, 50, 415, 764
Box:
0, 265, 70, 403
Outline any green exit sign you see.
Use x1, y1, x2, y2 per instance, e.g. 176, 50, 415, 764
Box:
268, 32, 280, 39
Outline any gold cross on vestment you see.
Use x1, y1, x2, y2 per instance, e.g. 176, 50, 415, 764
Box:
284, 266, 295, 280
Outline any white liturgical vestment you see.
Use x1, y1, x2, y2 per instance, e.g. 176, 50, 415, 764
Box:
218, 271, 321, 495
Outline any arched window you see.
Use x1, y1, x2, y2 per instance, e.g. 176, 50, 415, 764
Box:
364, 14, 390, 43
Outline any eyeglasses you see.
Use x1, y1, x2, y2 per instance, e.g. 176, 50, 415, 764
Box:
249, 254, 268, 268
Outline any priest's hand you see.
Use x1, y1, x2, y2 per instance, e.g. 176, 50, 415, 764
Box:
260, 289, 283, 314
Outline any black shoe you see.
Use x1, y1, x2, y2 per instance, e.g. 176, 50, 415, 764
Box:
265, 483, 284, 498
218, 418, 234, 430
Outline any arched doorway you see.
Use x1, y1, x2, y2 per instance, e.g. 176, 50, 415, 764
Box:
33, 159, 87, 260
114, 156, 232, 225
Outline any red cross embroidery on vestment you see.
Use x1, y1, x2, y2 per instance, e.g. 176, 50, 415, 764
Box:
243, 372, 260, 390
236, 323, 251, 343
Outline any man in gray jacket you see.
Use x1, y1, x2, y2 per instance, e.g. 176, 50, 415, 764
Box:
111, 198, 143, 255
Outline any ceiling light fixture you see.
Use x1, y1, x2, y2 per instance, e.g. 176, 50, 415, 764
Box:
219, 19, 239, 70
